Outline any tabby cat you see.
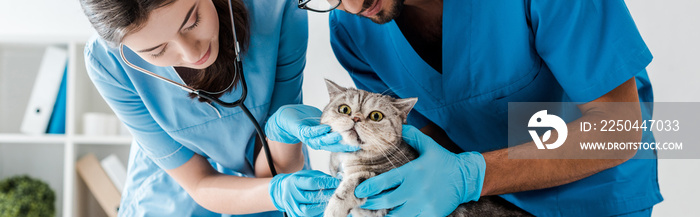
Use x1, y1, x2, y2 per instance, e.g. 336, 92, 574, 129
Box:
320, 79, 533, 217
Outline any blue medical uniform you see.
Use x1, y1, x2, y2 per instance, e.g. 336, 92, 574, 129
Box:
83, 0, 308, 216
330, 0, 662, 216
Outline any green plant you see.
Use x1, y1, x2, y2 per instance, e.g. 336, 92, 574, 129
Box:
0, 175, 55, 217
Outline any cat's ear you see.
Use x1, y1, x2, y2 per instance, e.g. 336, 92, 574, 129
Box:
325, 79, 346, 97
392, 97, 418, 122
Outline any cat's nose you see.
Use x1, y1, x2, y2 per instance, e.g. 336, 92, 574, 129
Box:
352, 117, 361, 122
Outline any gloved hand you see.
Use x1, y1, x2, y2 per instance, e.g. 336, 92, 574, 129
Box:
354, 125, 486, 216
266, 104, 360, 152
269, 170, 339, 217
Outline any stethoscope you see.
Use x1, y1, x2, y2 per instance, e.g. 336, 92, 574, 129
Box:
118, 0, 279, 181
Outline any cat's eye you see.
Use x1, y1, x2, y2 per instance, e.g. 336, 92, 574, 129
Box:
369, 111, 384, 122
338, 104, 351, 115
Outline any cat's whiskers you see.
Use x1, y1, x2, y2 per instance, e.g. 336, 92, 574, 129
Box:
367, 138, 406, 172
378, 86, 408, 96
354, 124, 409, 164
385, 137, 411, 163
357, 129, 399, 170
379, 88, 395, 96
400, 136, 424, 141
377, 137, 410, 164
376, 143, 399, 170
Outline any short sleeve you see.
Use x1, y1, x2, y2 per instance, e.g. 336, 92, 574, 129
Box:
84, 39, 194, 170
529, 0, 652, 102
267, 0, 308, 118
329, 13, 429, 128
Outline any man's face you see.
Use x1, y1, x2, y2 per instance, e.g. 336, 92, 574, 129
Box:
335, 0, 404, 24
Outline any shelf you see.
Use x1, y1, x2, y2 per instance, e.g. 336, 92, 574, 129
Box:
0, 133, 65, 144
74, 135, 133, 146
0, 6, 130, 214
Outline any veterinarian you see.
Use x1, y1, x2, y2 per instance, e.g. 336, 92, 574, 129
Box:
300, 0, 662, 216
79, 0, 358, 216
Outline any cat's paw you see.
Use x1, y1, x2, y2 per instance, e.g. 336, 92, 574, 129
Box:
324, 194, 354, 217
323, 205, 351, 217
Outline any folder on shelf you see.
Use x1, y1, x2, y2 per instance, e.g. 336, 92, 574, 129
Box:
20, 46, 68, 135
76, 153, 121, 217
46, 68, 67, 134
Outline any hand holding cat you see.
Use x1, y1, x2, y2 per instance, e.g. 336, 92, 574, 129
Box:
266, 104, 361, 152
354, 125, 486, 217
269, 170, 339, 217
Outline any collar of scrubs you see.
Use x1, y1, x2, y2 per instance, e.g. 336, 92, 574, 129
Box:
382, 0, 476, 107
387, 21, 445, 102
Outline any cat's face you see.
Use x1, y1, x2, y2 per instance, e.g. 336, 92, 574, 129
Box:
320, 80, 417, 152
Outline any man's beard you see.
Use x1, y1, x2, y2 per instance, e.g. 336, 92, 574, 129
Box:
362, 0, 405, 24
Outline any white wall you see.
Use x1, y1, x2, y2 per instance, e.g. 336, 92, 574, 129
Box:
302, 1, 700, 216
302, 12, 356, 174
626, 1, 700, 216
0, 0, 94, 42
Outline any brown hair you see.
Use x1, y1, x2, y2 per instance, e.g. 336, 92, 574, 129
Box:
79, 0, 249, 101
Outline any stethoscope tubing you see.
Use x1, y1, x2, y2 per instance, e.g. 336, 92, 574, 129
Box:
118, 46, 279, 176
192, 61, 278, 178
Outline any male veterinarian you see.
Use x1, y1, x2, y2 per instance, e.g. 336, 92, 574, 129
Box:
304, 0, 662, 216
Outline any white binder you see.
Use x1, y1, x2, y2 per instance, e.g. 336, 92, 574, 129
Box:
20, 46, 68, 135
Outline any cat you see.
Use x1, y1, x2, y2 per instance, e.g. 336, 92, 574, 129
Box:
320, 79, 533, 217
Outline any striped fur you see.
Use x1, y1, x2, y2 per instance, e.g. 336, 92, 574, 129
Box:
320, 79, 533, 217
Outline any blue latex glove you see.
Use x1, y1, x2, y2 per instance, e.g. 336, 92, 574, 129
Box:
355, 125, 486, 216
269, 170, 339, 217
266, 104, 360, 152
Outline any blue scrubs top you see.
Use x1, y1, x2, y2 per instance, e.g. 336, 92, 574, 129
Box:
84, 0, 307, 216
330, 0, 662, 216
